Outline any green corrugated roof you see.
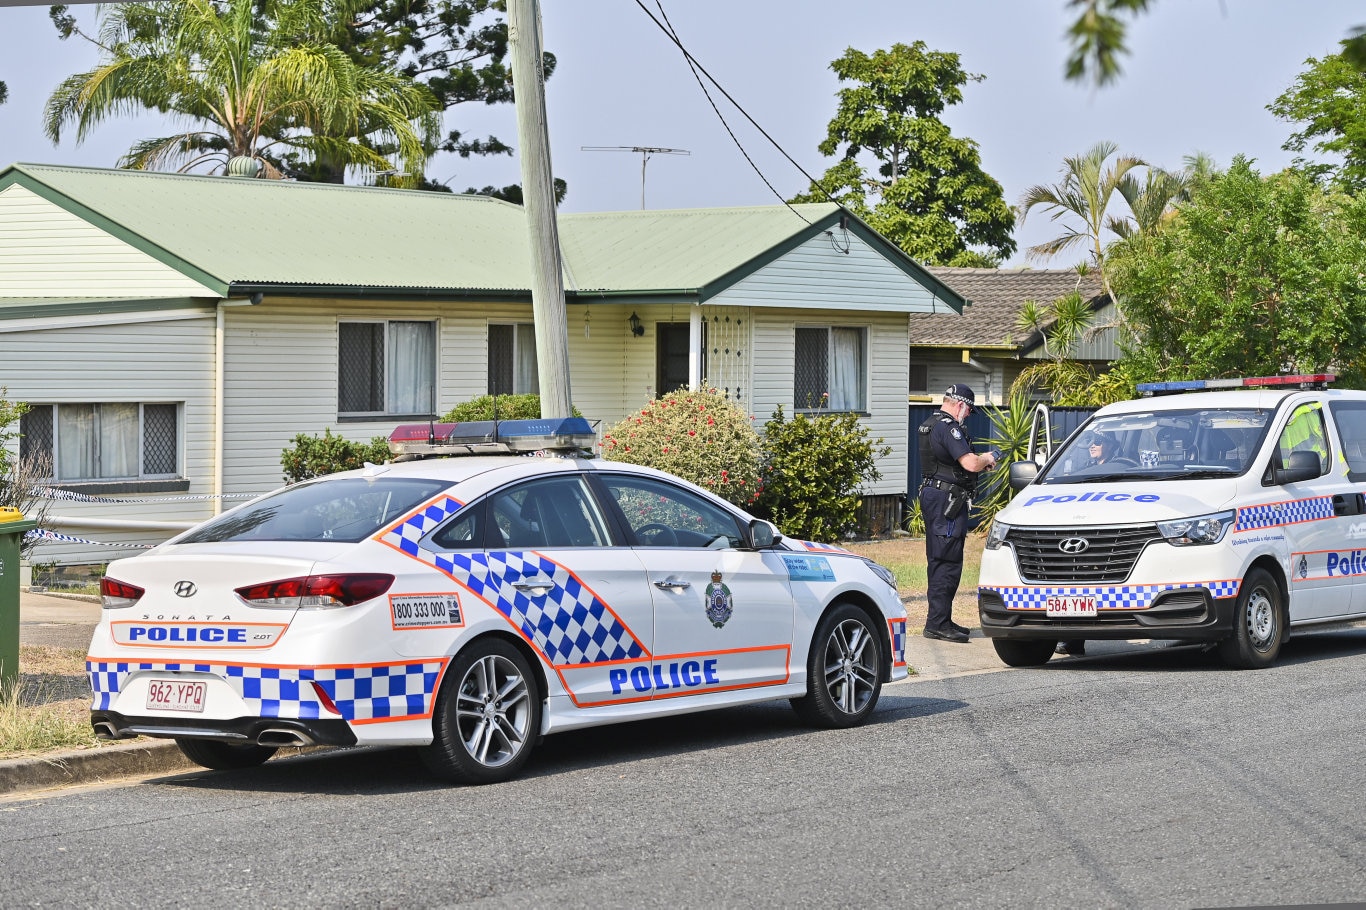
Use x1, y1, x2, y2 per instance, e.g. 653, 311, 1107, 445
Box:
558, 203, 836, 293
0, 164, 961, 309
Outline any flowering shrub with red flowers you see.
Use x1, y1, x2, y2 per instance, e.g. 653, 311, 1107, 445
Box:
601, 387, 763, 507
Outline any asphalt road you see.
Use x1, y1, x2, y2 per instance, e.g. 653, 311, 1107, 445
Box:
3, 628, 1365, 908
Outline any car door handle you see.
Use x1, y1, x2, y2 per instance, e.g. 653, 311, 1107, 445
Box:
654, 577, 691, 591
513, 580, 554, 596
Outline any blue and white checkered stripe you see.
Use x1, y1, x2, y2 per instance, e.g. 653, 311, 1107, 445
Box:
86, 660, 444, 721
381, 496, 466, 555
378, 497, 647, 666
889, 619, 907, 666
434, 551, 646, 665
1236, 496, 1334, 532
981, 580, 1242, 611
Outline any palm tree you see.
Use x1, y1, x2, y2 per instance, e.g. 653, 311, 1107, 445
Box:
43, 0, 442, 183
1017, 141, 1146, 311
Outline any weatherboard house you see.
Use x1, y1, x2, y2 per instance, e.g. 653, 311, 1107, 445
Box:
0, 162, 966, 562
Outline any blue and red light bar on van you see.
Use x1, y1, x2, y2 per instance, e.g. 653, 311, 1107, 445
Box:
1136, 374, 1335, 396
388, 417, 596, 456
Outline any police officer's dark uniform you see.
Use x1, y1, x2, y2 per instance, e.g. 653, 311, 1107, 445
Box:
918, 384, 994, 643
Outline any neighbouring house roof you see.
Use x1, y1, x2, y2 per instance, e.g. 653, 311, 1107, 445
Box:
0, 163, 966, 311
909, 267, 1107, 350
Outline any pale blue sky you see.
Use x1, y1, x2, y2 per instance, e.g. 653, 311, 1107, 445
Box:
0, 1, 1360, 267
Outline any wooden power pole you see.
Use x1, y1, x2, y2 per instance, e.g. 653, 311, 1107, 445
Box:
508, 0, 573, 419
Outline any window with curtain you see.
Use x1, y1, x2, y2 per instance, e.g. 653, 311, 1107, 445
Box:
794, 326, 867, 412
487, 323, 540, 395
338, 320, 436, 416
19, 403, 180, 481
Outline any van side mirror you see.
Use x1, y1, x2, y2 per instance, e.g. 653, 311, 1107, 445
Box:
1274, 449, 1321, 485
748, 519, 782, 549
1009, 461, 1038, 491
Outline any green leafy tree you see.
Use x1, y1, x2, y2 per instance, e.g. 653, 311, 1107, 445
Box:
1063, 0, 1153, 87
601, 388, 762, 508
790, 42, 1016, 267
45, 0, 441, 182
753, 407, 888, 542
971, 391, 1036, 531
1108, 157, 1366, 385
1269, 51, 1366, 193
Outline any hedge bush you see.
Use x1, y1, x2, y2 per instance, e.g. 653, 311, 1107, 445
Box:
601, 388, 762, 506
281, 429, 391, 483
441, 394, 581, 422
753, 406, 889, 542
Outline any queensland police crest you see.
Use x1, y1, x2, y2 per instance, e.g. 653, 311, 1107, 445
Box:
704, 570, 734, 628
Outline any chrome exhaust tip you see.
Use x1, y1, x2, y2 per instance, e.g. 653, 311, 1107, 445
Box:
93, 722, 124, 741
257, 728, 314, 747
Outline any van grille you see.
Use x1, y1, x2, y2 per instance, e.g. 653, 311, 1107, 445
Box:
1008, 524, 1162, 583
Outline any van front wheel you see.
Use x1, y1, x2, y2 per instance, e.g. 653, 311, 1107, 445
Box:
1218, 567, 1284, 669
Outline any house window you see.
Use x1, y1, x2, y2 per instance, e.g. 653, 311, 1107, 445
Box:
488, 323, 540, 395
338, 320, 436, 416
19, 403, 180, 481
794, 326, 867, 412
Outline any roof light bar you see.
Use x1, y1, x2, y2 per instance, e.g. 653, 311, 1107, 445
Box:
1136, 374, 1335, 396
388, 417, 597, 456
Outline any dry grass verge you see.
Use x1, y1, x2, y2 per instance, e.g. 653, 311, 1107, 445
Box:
0, 646, 103, 759
845, 534, 985, 632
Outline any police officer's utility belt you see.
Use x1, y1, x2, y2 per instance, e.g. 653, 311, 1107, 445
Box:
920, 477, 969, 495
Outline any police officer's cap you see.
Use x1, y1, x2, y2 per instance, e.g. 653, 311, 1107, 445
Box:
944, 384, 976, 410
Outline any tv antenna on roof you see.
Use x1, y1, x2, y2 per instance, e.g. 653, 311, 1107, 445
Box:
581, 146, 691, 209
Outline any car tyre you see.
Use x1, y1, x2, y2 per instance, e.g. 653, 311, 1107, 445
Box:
176, 738, 278, 770
421, 638, 541, 784
1218, 567, 1284, 669
790, 603, 883, 729
992, 638, 1056, 667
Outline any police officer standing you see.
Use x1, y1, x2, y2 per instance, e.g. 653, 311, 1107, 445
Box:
918, 384, 997, 643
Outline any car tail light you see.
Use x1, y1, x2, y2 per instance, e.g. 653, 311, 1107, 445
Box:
234, 573, 394, 608
311, 682, 342, 716
101, 577, 145, 610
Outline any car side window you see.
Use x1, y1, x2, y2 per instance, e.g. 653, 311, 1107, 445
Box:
488, 476, 612, 549
429, 505, 481, 550
600, 474, 744, 548
1329, 401, 1366, 481
1274, 403, 1330, 477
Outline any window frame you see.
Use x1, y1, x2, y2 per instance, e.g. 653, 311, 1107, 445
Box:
794, 324, 870, 414
19, 402, 183, 485
337, 318, 438, 420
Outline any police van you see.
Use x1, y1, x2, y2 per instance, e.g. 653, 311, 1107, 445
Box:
978, 374, 1366, 669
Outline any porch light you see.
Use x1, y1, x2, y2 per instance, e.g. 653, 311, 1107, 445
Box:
629, 312, 644, 337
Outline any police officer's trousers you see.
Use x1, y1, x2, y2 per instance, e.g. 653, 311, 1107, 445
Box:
920, 486, 968, 633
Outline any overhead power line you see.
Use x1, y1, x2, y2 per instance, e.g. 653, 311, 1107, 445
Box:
635, 0, 836, 223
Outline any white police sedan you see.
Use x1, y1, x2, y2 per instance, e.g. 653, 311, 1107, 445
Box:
88, 418, 908, 784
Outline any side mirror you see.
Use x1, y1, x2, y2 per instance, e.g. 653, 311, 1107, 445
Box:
748, 519, 782, 549
1008, 461, 1039, 491
1274, 449, 1321, 485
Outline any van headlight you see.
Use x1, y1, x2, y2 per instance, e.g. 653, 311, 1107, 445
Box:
984, 520, 1011, 550
1156, 510, 1235, 546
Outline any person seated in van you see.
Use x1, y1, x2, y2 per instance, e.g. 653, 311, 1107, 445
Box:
1088, 431, 1119, 465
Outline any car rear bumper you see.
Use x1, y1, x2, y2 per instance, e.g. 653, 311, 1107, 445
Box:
91, 711, 359, 748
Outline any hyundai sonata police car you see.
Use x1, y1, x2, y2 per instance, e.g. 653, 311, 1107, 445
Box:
979, 374, 1366, 669
88, 418, 907, 783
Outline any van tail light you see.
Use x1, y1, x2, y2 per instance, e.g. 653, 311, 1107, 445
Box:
101, 577, 145, 610
234, 573, 394, 608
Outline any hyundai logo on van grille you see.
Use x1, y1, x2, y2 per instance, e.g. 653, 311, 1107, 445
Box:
1058, 538, 1090, 554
